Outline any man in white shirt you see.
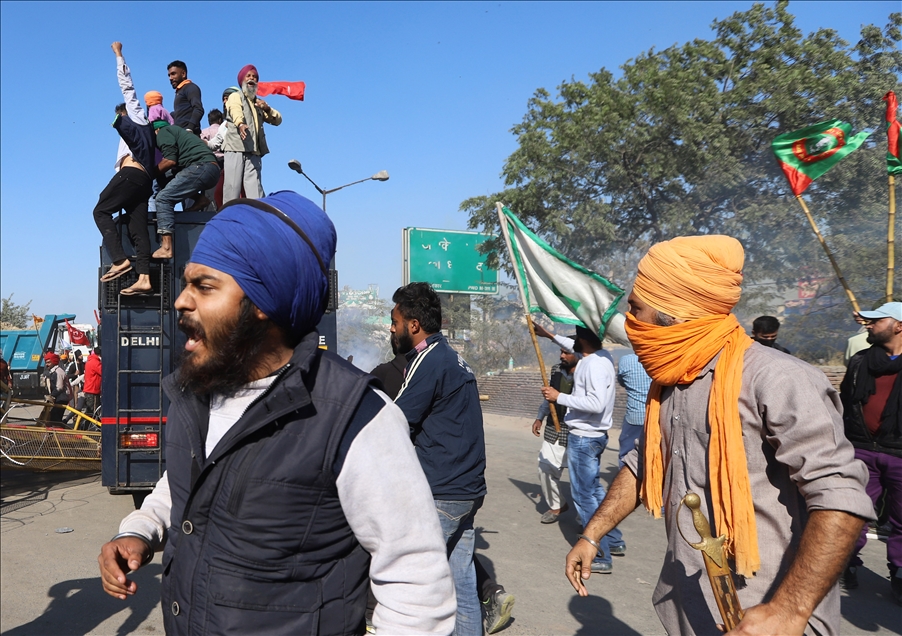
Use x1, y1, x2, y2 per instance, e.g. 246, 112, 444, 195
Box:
538, 324, 625, 573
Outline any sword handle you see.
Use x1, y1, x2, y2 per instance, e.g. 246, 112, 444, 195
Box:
678, 492, 745, 631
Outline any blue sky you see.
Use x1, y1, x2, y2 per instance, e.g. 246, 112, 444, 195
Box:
1, 1, 896, 326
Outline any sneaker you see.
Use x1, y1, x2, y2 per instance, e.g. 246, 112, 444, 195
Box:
483, 588, 515, 634
609, 545, 626, 557
590, 561, 612, 574
841, 565, 858, 590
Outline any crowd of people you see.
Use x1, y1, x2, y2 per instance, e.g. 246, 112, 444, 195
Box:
94, 42, 282, 296
92, 181, 899, 635
40, 347, 102, 425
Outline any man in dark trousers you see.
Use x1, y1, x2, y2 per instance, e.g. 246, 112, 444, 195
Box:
97, 192, 454, 635
840, 301, 902, 605
167, 60, 204, 135
391, 282, 487, 636
95, 42, 156, 296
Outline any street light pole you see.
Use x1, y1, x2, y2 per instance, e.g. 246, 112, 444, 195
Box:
286, 160, 390, 355
287, 160, 389, 213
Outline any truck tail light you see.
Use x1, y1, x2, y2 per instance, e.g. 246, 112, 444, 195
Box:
120, 432, 159, 448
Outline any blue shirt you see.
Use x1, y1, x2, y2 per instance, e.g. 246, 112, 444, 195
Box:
617, 353, 652, 426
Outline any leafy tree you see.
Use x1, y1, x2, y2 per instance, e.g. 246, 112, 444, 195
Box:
1, 294, 32, 329
461, 2, 901, 360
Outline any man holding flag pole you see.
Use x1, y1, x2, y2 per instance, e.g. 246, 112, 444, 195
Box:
496, 202, 630, 572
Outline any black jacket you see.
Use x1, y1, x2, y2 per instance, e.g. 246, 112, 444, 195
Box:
161, 332, 379, 635
840, 349, 902, 458
395, 333, 486, 500
173, 82, 204, 133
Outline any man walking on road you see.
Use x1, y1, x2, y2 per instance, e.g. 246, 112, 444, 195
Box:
531, 336, 579, 524
565, 235, 873, 635
98, 192, 455, 635
536, 323, 625, 573
391, 282, 487, 636
839, 301, 902, 605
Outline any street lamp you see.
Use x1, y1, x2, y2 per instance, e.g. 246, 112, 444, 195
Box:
287, 159, 389, 213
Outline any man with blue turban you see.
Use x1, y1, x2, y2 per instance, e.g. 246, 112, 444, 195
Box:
99, 192, 456, 635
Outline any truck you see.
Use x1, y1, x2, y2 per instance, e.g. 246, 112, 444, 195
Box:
1, 314, 78, 399
100, 209, 338, 506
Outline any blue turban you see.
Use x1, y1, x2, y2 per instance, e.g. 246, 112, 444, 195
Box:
190, 191, 336, 337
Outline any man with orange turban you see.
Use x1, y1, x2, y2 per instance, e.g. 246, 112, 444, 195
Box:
564, 235, 873, 635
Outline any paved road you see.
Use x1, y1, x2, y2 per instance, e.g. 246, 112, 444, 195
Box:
1, 413, 899, 635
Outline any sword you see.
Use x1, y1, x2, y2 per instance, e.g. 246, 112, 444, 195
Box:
677, 492, 745, 631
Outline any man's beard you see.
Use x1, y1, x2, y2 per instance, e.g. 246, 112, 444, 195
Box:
866, 327, 891, 346
391, 326, 414, 356
177, 297, 275, 398
242, 80, 257, 99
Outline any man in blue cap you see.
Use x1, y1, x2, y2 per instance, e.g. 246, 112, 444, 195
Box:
98, 192, 455, 635
839, 301, 902, 605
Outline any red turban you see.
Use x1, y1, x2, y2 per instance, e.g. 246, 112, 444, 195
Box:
238, 64, 259, 85
45, 353, 59, 366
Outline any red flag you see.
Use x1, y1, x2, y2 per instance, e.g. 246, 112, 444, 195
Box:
65, 319, 90, 346
257, 81, 306, 101
884, 91, 902, 175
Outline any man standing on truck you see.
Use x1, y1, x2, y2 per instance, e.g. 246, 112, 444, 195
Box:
98, 191, 455, 635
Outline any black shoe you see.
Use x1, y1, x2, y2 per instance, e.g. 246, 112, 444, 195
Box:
891, 571, 902, 606
841, 565, 858, 590
483, 588, 515, 634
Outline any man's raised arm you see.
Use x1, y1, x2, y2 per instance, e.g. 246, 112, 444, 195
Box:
112, 41, 147, 125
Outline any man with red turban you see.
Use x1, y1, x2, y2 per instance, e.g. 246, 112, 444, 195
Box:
221, 64, 282, 203
564, 235, 873, 635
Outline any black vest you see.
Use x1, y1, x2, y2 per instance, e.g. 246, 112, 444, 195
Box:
161, 333, 375, 635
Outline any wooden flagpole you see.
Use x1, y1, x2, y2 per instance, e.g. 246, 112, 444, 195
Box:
794, 195, 861, 314
888, 174, 896, 303
496, 203, 561, 432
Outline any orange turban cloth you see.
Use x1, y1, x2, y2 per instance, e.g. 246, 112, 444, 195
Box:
632, 235, 744, 320
144, 91, 163, 107
626, 235, 760, 577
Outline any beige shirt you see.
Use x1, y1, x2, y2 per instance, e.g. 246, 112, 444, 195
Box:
624, 343, 873, 636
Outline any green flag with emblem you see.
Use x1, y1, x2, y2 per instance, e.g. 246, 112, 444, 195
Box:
497, 205, 629, 345
771, 119, 871, 196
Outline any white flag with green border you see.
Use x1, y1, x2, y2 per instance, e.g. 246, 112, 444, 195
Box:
498, 205, 630, 346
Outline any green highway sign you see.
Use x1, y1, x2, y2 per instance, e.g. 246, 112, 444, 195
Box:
403, 228, 498, 294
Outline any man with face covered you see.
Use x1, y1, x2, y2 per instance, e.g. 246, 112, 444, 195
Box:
564, 235, 873, 635
97, 192, 455, 635
222, 64, 282, 203
751, 315, 791, 354
391, 282, 487, 636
